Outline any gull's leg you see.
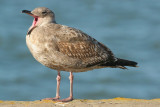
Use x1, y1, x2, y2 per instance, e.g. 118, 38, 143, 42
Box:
42, 71, 61, 100
55, 71, 61, 99
57, 72, 74, 102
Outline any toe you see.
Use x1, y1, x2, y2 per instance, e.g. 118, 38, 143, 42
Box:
56, 97, 73, 102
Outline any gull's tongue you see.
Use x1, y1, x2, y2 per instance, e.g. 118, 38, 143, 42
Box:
31, 17, 38, 28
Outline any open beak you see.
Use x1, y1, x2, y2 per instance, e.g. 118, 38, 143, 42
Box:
22, 10, 39, 28
22, 10, 37, 18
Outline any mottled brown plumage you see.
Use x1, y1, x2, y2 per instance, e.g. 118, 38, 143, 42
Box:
26, 22, 117, 72
22, 7, 137, 102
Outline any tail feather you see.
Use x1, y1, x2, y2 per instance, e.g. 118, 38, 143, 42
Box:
99, 58, 138, 69
115, 58, 138, 67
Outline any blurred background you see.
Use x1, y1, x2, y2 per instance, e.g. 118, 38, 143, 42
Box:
0, 0, 160, 101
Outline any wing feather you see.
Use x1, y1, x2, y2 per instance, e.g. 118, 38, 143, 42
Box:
52, 25, 116, 67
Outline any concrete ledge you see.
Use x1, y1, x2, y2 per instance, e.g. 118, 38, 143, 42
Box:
1, 98, 160, 107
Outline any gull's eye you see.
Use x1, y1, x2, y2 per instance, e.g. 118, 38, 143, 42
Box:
42, 11, 47, 14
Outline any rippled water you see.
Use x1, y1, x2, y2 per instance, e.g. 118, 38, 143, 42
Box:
0, 0, 160, 101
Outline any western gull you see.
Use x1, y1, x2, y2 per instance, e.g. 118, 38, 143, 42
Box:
22, 7, 137, 102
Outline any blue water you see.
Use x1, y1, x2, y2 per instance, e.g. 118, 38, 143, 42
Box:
0, 0, 160, 101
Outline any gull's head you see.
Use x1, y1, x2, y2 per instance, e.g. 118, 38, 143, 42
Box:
22, 7, 56, 28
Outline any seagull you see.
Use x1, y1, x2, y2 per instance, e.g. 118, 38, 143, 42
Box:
22, 7, 137, 102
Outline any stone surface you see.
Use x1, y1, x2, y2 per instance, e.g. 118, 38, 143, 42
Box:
1, 98, 160, 107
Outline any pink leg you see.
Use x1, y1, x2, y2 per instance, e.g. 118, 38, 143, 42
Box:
55, 71, 61, 99
42, 71, 61, 100
57, 72, 74, 102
